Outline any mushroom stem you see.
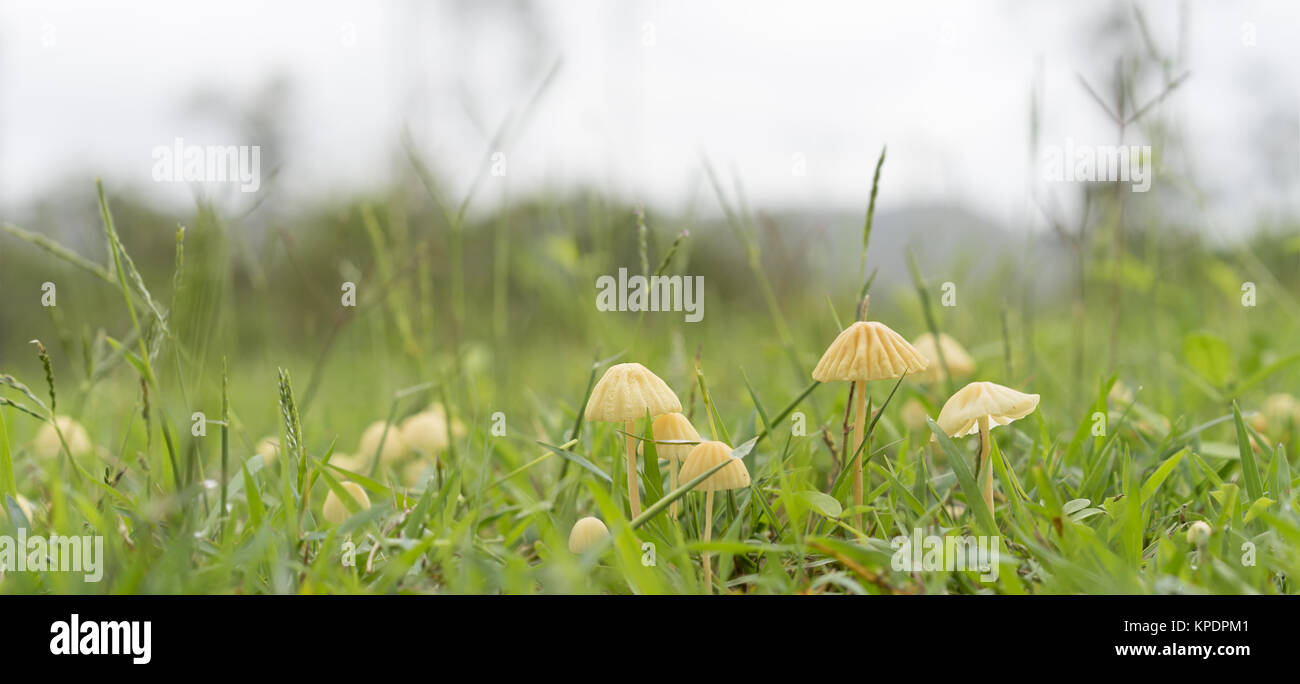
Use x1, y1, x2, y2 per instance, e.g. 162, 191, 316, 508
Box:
977, 415, 993, 516
703, 489, 714, 594
625, 419, 641, 519
669, 459, 679, 519
852, 379, 868, 532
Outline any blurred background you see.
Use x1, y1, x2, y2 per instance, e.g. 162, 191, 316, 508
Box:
1, 0, 1298, 453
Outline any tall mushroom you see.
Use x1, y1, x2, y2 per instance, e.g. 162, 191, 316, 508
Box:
812, 321, 928, 530
911, 332, 976, 384
677, 440, 751, 594
585, 363, 682, 518
935, 381, 1039, 518
649, 412, 701, 518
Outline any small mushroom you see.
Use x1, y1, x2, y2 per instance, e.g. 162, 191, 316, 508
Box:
400, 410, 451, 456
900, 398, 930, 433
678, 441, 751, 594
911, 332, 976, 384
568, 516, 611, 554
649, 412, 701, 519
359, 420, 409, 466
1255, 393, 1298, 435
31, 416, 93, 460
1186, 520, 1213, 547
322, 481, 371, 525
584, 363, 682, 518
254, 436, 281, 466
936, 381, 1039, 520
813, 321, 927, 530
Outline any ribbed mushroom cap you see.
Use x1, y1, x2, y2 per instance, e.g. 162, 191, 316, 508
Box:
568, 516, 610, 553
678, 441, 751, 492
584, 363, 682, 422
912, 332, 976, 382
812, 321, 928, 383
322, 481, 371, 525
650, 412, 701, 462
936, 381, 1040, 437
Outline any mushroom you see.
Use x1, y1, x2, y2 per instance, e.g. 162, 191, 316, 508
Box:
322, 481, 372, 525
1186, 520, 1213, 547
254, 436, 281, 466
649, 412, 701, 518
400, 410, 451, 457
911, 332, 976, 384
812, 321, 927, 530
31, 416, 93, 460
584, 363, 682, 518
900, 398, 930, 433
935, 381, 1039, 518
358, 420, 409, 466
678, 440, 751, 594
568, 516, 611, 554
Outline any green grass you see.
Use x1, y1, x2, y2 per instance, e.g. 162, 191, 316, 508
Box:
0, 168, 1298, 595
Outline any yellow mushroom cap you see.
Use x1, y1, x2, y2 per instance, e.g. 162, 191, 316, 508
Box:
900, 398, 930, 433
678, 441, 751, 492
650, 412, 701, 462
359, 421, 409, 464
936, 381, 1040, 437
584, 363, 682, 422
31, 416, 93, 460
812, 321, 928, 383
1186, 520, 1213, 546
568, 516, 610, 553
911, 333, 976, 382
400, 410, 451, 456
1262, 393, 1298, 430
254, 436, 281, 465
322, 481, 371, 524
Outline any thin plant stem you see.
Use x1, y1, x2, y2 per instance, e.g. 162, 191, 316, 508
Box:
703, 489, 714, 594
624, 418, 641, 518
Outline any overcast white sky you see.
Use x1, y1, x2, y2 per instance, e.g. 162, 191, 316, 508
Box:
2, 0, 1298, 236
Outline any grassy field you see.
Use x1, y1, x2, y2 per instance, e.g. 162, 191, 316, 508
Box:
1, 160, 1299, 595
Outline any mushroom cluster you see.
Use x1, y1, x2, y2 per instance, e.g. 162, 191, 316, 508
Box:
560, 323, 1044, 593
